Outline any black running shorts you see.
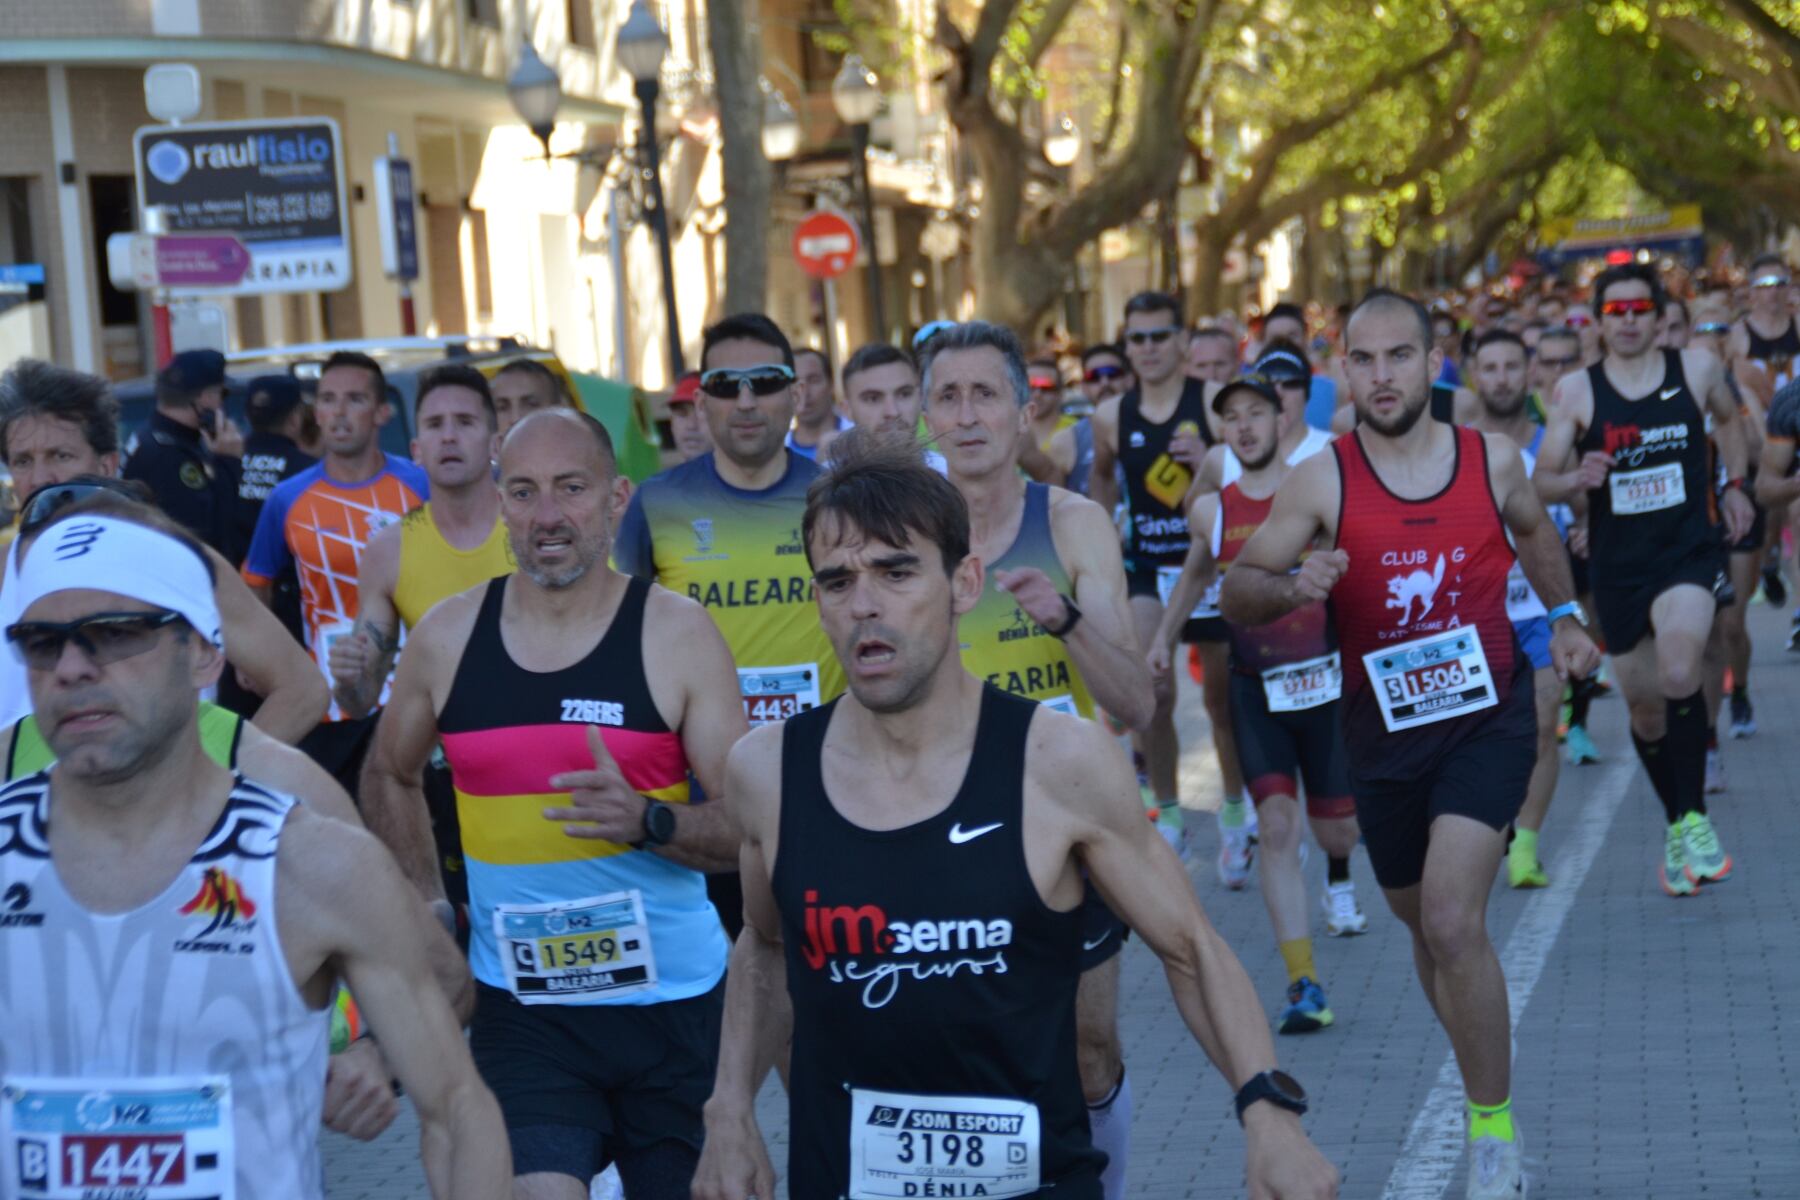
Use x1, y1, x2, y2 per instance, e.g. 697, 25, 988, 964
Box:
1591, 547, 1725, 655
1078, 882, 1128, 971
470, 980, 723, 1177
1350, 678, 1536, 891
1126, 564, 1227, 643
1228, 672, 1355, 820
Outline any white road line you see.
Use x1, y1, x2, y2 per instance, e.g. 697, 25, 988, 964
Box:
1379, 758, 1635, 1200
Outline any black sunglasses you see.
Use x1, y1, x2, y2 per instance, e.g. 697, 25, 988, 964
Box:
698, 364, 796, 400
1125, 327, 1179, 347
18, 479, 144, 538
7, 610, 187, 671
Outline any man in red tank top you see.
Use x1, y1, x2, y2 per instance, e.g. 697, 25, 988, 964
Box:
1220, 289, 1599, 1200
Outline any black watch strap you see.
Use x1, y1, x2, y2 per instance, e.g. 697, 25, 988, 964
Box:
1049, 594, 1082, 640
1234, 1070, 1308, 1123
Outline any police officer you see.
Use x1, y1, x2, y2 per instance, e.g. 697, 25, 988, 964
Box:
123, 348, 246, 559
236, 374, 318, 563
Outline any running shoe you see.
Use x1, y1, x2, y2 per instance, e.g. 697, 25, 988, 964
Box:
1507, 844, 1549, 889
1763, 563, 1788, 606
1156, 804, 1191, 862
1321, 881, 1368, 936
1660, 824, 1698, 897
1705, 747, 1726, 794
1788, 616, 1800, 652
1679, 811, 1733, 884
1242, 794, 1260, 843
1564, 724, 1600, 765
1729, 693, 1757, 738
1216, 818, 1252, 890
1278, 977, 1333, 1034
1466, 1133, 1526, 1199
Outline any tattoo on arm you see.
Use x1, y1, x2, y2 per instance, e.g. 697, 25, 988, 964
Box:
359, 618, 401, 655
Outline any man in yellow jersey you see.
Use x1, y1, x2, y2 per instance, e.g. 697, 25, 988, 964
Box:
614, 313, 845, 939
920, 321, 1153, 1200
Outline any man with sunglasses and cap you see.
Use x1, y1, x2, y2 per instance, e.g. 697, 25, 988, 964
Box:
1729, 254, 1800, 391
1536, 262, 1753, 896
615, 313, 845, 939
0, 360, 325, 743
0, 504, 511, 1198
1089, 291, 1220, 857
122, 348, 247, 561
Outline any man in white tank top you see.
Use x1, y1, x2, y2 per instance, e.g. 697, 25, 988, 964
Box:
0, 512, 510, 1198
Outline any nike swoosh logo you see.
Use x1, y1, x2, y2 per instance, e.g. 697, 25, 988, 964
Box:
1660, 387, 1681, 400
948, 821, 1003, 844
1083, 930, 1113, 951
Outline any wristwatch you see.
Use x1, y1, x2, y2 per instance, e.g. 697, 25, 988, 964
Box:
1049, 595, 1083, 640
1546, 600, 1588, 628
1234, 1069, 1309, 1124
641, 798, 677, 847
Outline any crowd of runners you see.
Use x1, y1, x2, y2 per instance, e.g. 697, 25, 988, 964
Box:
2, 248, 1795, 1200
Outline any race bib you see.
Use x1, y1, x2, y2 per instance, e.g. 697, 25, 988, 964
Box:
738, 663, 822, 725
2, 1075, 234, 1200
1261, 652, 1342, 712
495, 890, 656, 1004
1609, 461, 1685, 516
1362, 627, 1499, 733
1039, 694, 1079, 717
847, 1088, 1040, 1200
1504, 562, 1545, 622
1156, 565, 1220, 620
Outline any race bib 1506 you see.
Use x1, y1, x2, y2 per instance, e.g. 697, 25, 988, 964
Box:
1362, 627, 1498, 733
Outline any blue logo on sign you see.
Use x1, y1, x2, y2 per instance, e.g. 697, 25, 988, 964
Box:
146, 140, 190, 185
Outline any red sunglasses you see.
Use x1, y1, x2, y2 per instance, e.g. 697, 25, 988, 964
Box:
1599, 298, 1657, 317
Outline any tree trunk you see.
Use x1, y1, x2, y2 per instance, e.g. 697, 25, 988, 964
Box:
1189, 227, 1229, 317
708, 0, 770, 315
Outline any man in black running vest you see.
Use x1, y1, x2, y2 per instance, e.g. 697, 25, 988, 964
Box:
693, 431, 1337, 1200
1537, 262, 1752, 897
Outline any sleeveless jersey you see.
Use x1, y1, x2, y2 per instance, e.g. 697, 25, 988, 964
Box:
1575, 351, 1716, 588
393, 504, 514, 632
614, 451, 845, 727
7, 702, 243, 780
1504, 429, 1549, 623
1218, 426, 1334, 490
957, 484, 1095, 720
0, 776, 328, 1200
1746, 317, 1800, 390
1332, 425, 1524, 778
1067, 419, 1095, 497
1118, 378, 1213, 569
438, 575, 725, 1006
773, 688, 1102, 1200
1215, 485, 1334, 673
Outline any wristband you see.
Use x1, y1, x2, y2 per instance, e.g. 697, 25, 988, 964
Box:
1546, 601, 1587, 627
1725, 476, 1746, 492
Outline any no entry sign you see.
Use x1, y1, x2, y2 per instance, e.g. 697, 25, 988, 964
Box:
793, 209, 861, 280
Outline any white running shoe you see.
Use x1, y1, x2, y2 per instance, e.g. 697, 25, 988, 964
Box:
1466, 1134, 1525, 1198
1216, 817, 1252, 890
1704, 747, 1726, 794
1242, 794, 1260, 842
1321, 881, 1368, 936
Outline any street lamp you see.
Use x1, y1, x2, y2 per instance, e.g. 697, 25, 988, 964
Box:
832, 53, 886, 341
1044, 113, 1080, 168
508, 39, 563, 160
616, 0, 684, 379
762, 82, 801, 162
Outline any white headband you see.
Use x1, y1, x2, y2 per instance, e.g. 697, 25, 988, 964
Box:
14, 516, 223, 650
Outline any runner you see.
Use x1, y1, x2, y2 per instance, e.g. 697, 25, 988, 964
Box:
363, 407, 746, 1199
1186, 326, 1241, 384
1046, 344, 1132, 495
666, 372, 714, 464
1464, 330, 1567, 888
1221, 288, 1598, 1198
1154, 376, 1362, 1039
492, 358, 568, 439
1259, 304, 1340, 432
1728, 256, 1800, 637
837, 341, 947, 472
0, 507, 509, 1197
691, 431, 1337, 1200
242, 351, 429, 793
1535, 262, 1751, 896
1089, 292, 1224, 857
919, 322, 1154, 1200
0, 360, 324, 741
787, 348, 849, 462
615, 313, 846, 940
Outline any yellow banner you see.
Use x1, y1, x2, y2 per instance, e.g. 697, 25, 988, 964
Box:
1540, 204, 1703, 249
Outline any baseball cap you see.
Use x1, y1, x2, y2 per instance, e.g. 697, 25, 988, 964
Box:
668, 372, 702, 407
246, 374, 305, 425
1249, 345, 1310, 383
158, 349, 231, 392
1210, 374, 1282, 417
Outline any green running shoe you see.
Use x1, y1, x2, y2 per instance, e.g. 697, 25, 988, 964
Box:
1660, 823, 1697, 897
1680, 811, 1733, 884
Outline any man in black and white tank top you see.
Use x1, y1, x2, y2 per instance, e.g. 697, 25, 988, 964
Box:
691, 431, 1336, 1200
0, 508, 509, 1198
1731, 253, 1800, 391
1537, 262, 1754, 899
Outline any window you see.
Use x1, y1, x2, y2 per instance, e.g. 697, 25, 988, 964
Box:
465, 0, 499, 27
567, 0, 596, 49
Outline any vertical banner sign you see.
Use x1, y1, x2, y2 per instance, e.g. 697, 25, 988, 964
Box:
133, 117, 352, 294
373, 154, 419, 281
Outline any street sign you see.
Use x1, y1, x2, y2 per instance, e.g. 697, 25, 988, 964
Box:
106, 233, 159, 292
155, 235, 251, 287
0, 264, 45, 288
373, 152, 419, 281
793, 209, 861, 280
133, 116, 351, 295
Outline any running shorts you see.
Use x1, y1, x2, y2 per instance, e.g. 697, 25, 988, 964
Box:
1125, 563, 1227, 643
1512, 616, 1552, 672
1591, 547, 1725, 655
1078, 883, 1128, 971
1227, 671, 1355, 820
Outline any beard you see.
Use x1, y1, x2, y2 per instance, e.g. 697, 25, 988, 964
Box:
510, 524, 604, 590
1359, 388, 1431, 438
1480, 386, 1528, 419
1236, 438, 1280, 472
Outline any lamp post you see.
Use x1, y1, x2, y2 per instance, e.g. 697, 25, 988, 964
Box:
507, 40, 562, 161
1044, 113, 1080, 169
616, 0, 684, 379
762, 81, 801, 163
831, 53, 885, 341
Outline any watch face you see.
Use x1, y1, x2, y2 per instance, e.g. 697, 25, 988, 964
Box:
1270, 1069, 1306, 1103
647, 802, 677, 844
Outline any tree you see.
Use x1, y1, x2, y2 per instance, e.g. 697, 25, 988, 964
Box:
709, 0, 771, 314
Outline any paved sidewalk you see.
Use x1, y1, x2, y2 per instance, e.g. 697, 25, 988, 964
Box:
326, 603, 1800, 1198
